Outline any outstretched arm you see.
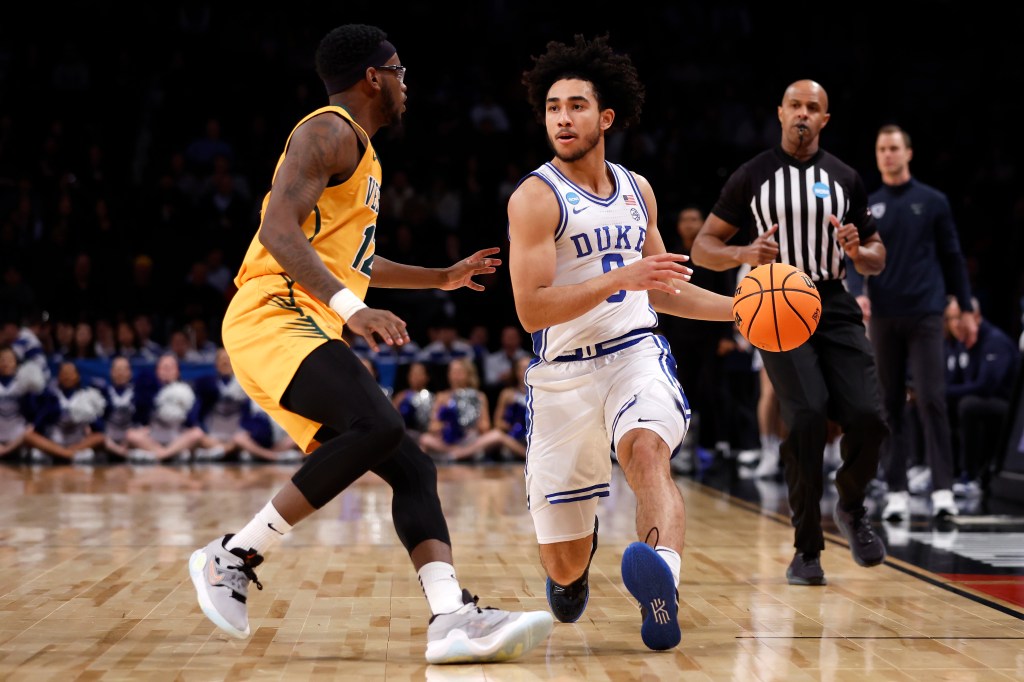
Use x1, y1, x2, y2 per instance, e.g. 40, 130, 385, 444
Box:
632, 174, 733, 322
370, 248, 501, 290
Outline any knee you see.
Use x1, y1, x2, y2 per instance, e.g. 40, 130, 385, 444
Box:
618, 430, 670, 474
400, 447, 439, 490
847, 410, 888, 442
356, 410, 406, 454
545, 553, 590, 586
789, 409, 827, 437
957, 395, 982, 419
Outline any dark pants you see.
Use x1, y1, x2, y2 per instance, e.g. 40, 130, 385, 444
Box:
761, 285, 888, 554
283, 340, 451, 552
954, 395, 1010, 483
869, 314, 955, 492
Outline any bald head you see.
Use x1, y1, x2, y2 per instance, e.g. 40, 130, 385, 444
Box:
777, 79, 831, 160
783, 80, 829, 113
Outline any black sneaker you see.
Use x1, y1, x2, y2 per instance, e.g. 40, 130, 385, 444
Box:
833, 502, 887, 567
545, 517, 598, 623
786, 552, 827, 586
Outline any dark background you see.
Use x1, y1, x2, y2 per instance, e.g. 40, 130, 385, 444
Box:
1, 0, 1022, 345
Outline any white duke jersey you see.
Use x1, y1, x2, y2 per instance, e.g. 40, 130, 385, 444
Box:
523, 161, 658, 362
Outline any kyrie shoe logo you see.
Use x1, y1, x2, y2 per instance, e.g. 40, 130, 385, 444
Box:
650, 598, 670, 625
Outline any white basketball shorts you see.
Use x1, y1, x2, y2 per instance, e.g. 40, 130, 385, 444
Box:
524, 334, 690, 544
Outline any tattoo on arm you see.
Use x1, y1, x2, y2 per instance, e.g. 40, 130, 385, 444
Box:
260, 114, 359, 303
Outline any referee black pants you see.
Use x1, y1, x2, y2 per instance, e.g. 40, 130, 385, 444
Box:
761, 286, 888, 554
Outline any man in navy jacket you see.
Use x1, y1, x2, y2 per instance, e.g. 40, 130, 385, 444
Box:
945, 297, 1021, 488
848, 125, 976, 520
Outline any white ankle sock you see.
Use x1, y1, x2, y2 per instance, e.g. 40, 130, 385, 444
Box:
655, 546, 681, 587
418, 561, 464, 615
226, 501, 292, 555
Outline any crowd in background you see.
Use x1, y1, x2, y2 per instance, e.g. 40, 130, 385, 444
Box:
1, 4, 1022, 485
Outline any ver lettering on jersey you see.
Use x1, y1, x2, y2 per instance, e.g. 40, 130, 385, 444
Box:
364, 175, 381, 214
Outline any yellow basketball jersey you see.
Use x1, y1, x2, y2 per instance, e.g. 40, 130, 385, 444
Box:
234, 105, 382, 302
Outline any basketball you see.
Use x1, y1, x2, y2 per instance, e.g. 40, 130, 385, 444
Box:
732, 263, 821, 352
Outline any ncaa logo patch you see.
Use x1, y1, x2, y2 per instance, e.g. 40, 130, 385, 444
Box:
812, 182, 830, 199
565, 191, 581, 206
870, 202, 886, 219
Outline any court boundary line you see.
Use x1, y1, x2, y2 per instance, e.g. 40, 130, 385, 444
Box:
685, 478, 1024, 622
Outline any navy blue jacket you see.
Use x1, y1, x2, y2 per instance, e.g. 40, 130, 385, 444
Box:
946, 320, 1020, 400
847, 178, 972, 317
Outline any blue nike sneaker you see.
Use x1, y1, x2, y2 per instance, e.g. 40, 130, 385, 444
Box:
621, 541, 680, 650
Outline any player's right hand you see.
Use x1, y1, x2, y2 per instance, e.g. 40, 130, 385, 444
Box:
744, 224, 779, 265
613, 252, 692, 294
346, 308, 410, 353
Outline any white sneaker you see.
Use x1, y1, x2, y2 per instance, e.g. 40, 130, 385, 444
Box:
882, 491, 910, 521
931, 489, 959, 518
277, 449, 303, 463
189, 534, 264, 639
72, 448, 95, 464
823, 438, 842, 470
907, 464, 928, 480
670, 449, 694, 475
736, 449, 761, 466
128, 448, 157, 463
194, 446, 226, 461
740, 445, 779, 479
29, 448, 52, 464
882, 517, 911, 547
953, 479, 983, 498
425, 589, 553, 664
908, 467, 933, 495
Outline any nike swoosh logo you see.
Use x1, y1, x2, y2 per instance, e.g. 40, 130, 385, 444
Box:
637, 418, 660, 423
572, 206, 590, 214
208, 559, 224, 585
268, 523, 283, 535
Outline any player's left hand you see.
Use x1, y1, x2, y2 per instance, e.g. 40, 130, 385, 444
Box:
831, 215, 861, 258
439, 247, 502, 291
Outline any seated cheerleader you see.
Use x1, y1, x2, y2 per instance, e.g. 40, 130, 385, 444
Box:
0, 345, 47, 461
24, 360, 107, 463
418, 357, 491, 463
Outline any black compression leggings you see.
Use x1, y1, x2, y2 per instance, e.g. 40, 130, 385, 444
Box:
282, 340, 451, 550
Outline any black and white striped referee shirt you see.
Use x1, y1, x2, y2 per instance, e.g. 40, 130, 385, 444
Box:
710, 146, 877, 282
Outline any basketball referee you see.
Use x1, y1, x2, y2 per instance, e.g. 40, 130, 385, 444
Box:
692, 79, 889, 586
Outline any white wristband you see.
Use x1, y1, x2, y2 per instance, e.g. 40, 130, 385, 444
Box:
329, 288, 367, 322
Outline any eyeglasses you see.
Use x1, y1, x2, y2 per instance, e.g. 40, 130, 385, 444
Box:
376, 65, 406, 83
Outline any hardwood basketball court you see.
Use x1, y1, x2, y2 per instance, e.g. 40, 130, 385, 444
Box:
1, 461, 1022, 680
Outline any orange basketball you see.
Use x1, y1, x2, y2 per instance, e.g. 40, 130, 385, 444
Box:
732, 263, 821, 353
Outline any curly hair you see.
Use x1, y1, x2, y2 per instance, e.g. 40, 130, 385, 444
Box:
315, 24, 388, 85
522, 34, 645, 129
